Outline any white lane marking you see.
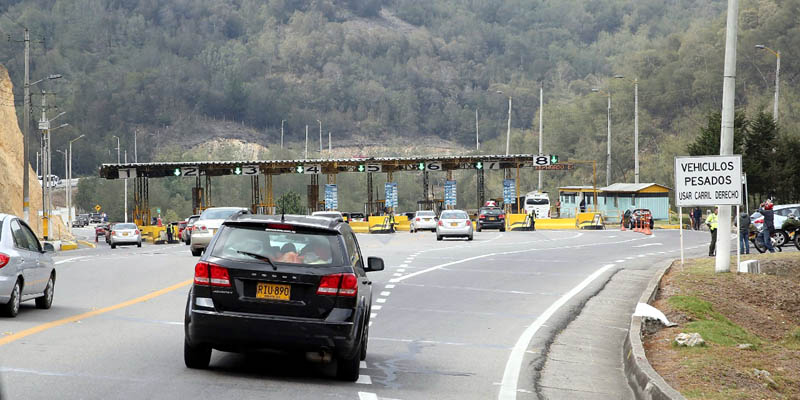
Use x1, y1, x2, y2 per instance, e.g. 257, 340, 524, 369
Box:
633, 243, 662, 248
393, 273, 403, 277
380, 291, 391, 297
358, 392, 378, 400
398, 264, 408, 268
397, 268, 406, 272
54, 256, 87, 265
498, 263, 617, 400
370, 313, 377, 319
615, 260, 626, 263
626, 256, 635, 260
391, 233, 658, 284
376, 298, 386, 303
372, 305, 382, 310
385, 284, 396, 289
360, 361, 367, 369
356, 375, 373, 384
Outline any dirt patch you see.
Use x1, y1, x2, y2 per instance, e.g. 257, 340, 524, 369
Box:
644, 253, 800, 399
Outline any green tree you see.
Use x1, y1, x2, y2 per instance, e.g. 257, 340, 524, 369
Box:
743, 112, 779, 198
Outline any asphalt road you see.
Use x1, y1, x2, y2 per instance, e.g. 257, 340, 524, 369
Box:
0, 228, 715, 400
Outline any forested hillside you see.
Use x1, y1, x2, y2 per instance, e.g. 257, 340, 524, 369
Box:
2, 0, 799, 217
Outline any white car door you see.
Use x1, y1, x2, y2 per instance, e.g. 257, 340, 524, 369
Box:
9, 219, 43, 295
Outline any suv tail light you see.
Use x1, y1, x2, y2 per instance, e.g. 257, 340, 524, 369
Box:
479, 214, 486, 219
317, 273, 358, 297
438, 220, 443, 226
415, 217, 420, 221
499, 214, 505, 219
197, 225, 207, 232
134, 230, 140, 235
0, 253, 9, 269
111, 231, 116, 236
194, 262, 231, 287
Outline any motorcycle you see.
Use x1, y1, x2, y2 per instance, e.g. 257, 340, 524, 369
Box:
751, 226, 783, 253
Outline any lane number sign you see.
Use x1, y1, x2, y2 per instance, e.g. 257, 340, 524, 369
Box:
365, 164, 382, 173
426, 162, 443, 171
533, 155, 550, 166
487, 161, 501, 170
241, 165, 259, 176
304, 164, 322, 174
118, 168, 136, 179
181, 166, 200, 177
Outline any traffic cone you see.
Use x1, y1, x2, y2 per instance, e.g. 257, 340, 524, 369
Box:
643, 217, 652, 235
621, 219, 626, 231
633, 219, 640, 232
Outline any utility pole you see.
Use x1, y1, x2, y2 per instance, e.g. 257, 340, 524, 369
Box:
35, 152, 40, 177
716, 0, 739, 274
538, 83, 544, 191
634, 78, 639, 184
475, 108, 479, 151
304, 125, 308, 159
134, 129, 138, 162
317, 120, 322, 154
281, 120, 285, 149
40, 90, 50, 239
22, 28, 31, 223
112, 135, 120, 164
328, 131, 331, 157
505, 97, 512, 155
606, 93, 611, 187
774, 51, 780, 123
67, 134, 84, 229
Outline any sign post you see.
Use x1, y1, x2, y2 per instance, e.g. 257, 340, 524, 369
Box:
675, 155, 743, 272
444, 180, 457, 209
324, 184, 338, 210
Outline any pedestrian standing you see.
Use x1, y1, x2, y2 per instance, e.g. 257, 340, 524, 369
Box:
693, 207, 702, 230
739, 210, 750, 254
705, 207, 719, 256
555, 200, 561, 218
689, 210, 695, 230
758, 201, 776, 253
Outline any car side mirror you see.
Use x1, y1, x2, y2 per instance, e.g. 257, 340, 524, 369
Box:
43, 243, 55, 253
366, 257, 384, 272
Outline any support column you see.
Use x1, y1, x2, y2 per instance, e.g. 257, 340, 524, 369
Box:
266, 174, 275, 214
205, 175, 212, 208
308, 175, 320, 213
367, 173, 374, 215
516, 164, 521, 214
250, 175, 260, 213
477, 168, 485, 208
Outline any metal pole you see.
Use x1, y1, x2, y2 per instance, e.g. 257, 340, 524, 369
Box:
538, 83, 543, 191
606, 94, 611, 187
716, 0, 740, 274
281, 120, 285, 149
505, 97, 512, 155
41, 90, 49, 239
134, 129, 138, 162
773, 51, 780, 122
318, 120, 322, 153
68, 143, 72, 227
328, 131, 331, 157
304, 125, 308, 159
679, 207, 684, 266
736, 204, 740, 272
22, 28, 31, 223
124, 151, 128, 223
36, 152, 39, 177
634, 79, 639, 184
475, 108, 479, 151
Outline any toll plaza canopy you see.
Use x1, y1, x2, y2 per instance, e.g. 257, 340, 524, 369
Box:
97, 154, 574, 225
98, 154, 571, 179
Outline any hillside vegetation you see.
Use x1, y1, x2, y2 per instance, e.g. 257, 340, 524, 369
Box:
2, 0, 799, 218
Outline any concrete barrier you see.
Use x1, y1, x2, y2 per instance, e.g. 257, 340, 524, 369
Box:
506, 213, 528, 230
60, 241, 78, 251
140, 226, 166, 243
531, 218, 578, 230
349, 221, 370, 234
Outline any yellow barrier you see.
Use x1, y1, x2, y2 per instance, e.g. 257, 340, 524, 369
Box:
77, 240, 96, 249
140, 226, 166, 243
576, 212, 605, 230
531, 218, 579, 230
506, 214, 529, 230
368, 216, 391, 233
60, 241, 78, 251
349, 221, 370, 233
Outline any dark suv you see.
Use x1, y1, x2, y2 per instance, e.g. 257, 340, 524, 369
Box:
476, 207, 505, 231
183, 214, 384, 381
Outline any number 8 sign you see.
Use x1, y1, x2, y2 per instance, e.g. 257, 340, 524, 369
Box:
533, 155, 550, 166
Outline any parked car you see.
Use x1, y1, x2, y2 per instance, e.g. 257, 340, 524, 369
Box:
183, 214, 384, 381
183, 215, 200, 245
476, 207, 505, 232
190, 207, 249, 256
89, 212, 103, 224
72, 214, 88, 227
109, 223, 142, 249
410, 210, 438, 233
750, 204, 800, 247
436, 210, 473, 241
624, 209, 655, 230
0, 213, 56, 317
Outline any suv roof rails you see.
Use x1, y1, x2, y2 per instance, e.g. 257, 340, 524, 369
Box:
228, 209, 251, 221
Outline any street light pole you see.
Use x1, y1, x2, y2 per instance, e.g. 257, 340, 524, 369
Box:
755, 45, 780, 122
134, 129, 138, 163
328, 131, 331, 157
56, 149, 67, 215
281, 120, 285, 149
538, 83, 544, 190
591, 88, 612, 186
475, 108, 479, 151
124, 151, 128, 223
317, 120, 322, 154
506, 96, 512, 155
22, 28, 30, 222
304, 125, 308, 159
614, 75, 640, 183
68, 134, 85, 228
112, 135, 120, 164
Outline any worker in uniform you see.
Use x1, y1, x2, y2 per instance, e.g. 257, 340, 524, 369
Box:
705, 207, 719, 256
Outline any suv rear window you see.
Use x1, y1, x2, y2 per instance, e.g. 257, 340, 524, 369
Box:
526, 198, 549, 205
440, 211, 468, 219
416, 211, 435, 217
212, 225, 346, 266
115, 223, 137, 230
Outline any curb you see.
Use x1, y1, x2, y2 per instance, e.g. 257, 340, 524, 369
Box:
624, 260, 686, 400
60, 241, 78, 251
77, 240, 96, 249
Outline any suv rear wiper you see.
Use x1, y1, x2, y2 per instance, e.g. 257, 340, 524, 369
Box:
236, 250, 278, 271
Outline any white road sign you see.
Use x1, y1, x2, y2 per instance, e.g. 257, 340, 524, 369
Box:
303, 164, 322, 174
674, 155, 742, 207
365, 164, 382, 173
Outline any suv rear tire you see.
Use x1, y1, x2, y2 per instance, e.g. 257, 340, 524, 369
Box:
1, 280, 21, 317
191, 248, 202, 257
184, 339, 211, 369
337, 348, 361, 381
35, 275, 54, 309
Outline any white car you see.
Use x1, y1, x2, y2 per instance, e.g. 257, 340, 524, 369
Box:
751, 204, 800, 247
190, 207, 249, 256
436, 210, 473, 241
109, 223, 142, 249
410, 210, 438, 232
311, 211, 345, 222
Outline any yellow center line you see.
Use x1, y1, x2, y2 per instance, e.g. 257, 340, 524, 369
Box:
0, 279, 192, 347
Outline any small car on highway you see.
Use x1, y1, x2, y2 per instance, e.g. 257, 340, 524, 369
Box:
624, 208, 655, 230
0, 213, 56, 317
109, 223, 142, 248
410, 210, 437, 233
476, 207, 505, 232
183, 214, 200, 245
436, 209, 473, 241
190, 207, 249, 256
183, 214, 384, 381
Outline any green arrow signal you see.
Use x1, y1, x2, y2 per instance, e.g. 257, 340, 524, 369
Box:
173, 168, 181, 176
475, 161, 483, 169
296, 165, 304, 173
358, 164, 365, 172
418, 162, 425, 170
550, 155, 559, 164
234, 166, 242, 175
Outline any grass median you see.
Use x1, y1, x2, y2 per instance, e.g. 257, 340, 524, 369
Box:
644, 252, 800, 399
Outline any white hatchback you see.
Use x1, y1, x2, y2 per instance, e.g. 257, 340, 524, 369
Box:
109, 223, 142, 248
436, 210, 473, 241
410, 210, 438, 232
